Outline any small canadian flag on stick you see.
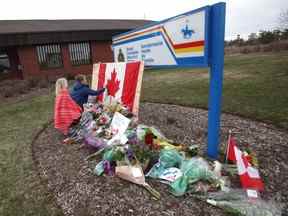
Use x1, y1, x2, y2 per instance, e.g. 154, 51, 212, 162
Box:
227, 133, 264, 191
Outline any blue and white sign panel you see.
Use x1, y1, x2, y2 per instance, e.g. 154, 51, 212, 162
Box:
112, 7, 210, 67
112, 3, 226, 159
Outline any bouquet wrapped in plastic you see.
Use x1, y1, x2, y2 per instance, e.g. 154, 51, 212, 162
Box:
197, 189, 283, 216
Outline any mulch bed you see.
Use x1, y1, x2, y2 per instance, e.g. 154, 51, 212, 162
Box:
33, 103, 288, 216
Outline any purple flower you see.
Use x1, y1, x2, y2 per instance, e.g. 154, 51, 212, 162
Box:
103, 160, 114, 176
127, 148, 135, 161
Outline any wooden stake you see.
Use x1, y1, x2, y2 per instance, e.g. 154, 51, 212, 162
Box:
225, 130, 232, 163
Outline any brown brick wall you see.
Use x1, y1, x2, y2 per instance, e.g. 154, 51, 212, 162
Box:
91, 41, 113, 63
17, 41, 113, 80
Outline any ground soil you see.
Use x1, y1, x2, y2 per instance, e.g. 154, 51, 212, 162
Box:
33, 103, 288, 216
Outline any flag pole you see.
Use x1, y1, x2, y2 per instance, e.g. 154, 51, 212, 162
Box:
225, 129, 232, 163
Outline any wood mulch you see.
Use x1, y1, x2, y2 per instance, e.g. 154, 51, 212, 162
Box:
33, 103, 288, 216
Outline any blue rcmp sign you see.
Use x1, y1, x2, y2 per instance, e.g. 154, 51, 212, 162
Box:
112, 2, 226, 158
112, 6, 210, 68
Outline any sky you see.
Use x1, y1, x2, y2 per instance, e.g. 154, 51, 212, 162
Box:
1, 0, 287, 40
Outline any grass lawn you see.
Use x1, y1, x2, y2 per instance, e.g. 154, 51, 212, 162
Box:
0, 94, 62, 215
141, 51, 288, 129
0, 51, 287, 215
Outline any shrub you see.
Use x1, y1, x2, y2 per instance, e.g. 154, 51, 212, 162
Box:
270, 42, 282, 52
16, 80, 30, 94
38, 79, 49, 88
277, 40, 288, 50
253, 45, 261, 52
283, 43, 288, 50
27, 78, 39, 88
2, 86, 15, 97
240, 47, 250, 54
0, 80, 31, 96
0, 80, 15, 87
262, 44, 273, 52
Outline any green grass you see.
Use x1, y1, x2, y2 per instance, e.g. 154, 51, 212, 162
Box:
0, 94, 62, 216
141, 51, 288, 129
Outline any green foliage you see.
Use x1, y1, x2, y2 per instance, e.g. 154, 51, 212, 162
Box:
226, 29, 288, 47
281, 29, 288, 40
258, 30, 276, 44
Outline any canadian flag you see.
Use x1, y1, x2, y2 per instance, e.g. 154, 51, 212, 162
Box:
227, 136, 264, 191
92, 61, 144, 115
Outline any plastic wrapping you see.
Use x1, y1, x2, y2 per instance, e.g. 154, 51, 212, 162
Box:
153, 139, 183, 150
149, 126, 169, 141
170, 158, 216, 196
97, 113, 111, 125
79, 111, 94, 128
146, 149, 183, 178
146, 150, 219, 196
93, 147, 125, 176
125, 128, 138, 145
116, 165, 161, 200
84, 134, 107, 149
86, 120, 97, 131
202, 190, 283, 216
103, 148, 125, 162
94, 161, 104, 176
136, 125, 170, 142
136, 124, 149, 141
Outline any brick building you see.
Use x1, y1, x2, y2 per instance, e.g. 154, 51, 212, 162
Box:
0, 20, 151, 80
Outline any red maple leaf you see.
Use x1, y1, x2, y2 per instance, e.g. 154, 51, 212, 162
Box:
106, 69, 120, 97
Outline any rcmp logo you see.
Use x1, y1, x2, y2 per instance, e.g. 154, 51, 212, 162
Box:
181, 23, 195, 39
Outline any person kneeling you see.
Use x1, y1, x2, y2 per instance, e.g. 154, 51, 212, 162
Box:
70, 74, 105, 108
54, 78, 82, 135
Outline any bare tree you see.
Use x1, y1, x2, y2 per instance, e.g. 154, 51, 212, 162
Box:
279, 9, 288, 29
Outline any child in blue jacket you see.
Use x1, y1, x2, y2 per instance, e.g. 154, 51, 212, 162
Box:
70, 74, 105, 107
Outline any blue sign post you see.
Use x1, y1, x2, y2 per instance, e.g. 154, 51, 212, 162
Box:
207, 3, 226, 158
112, 2, 226, 158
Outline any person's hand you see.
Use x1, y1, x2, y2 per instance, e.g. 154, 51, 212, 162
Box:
104, 86, 109, 94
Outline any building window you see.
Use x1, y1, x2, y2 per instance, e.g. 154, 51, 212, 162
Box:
0, 53, 10, 74
36, 44, 63, 69
68, 42, 91, 66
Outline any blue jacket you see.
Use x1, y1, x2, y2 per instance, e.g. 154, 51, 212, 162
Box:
70, 81, 105, 107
